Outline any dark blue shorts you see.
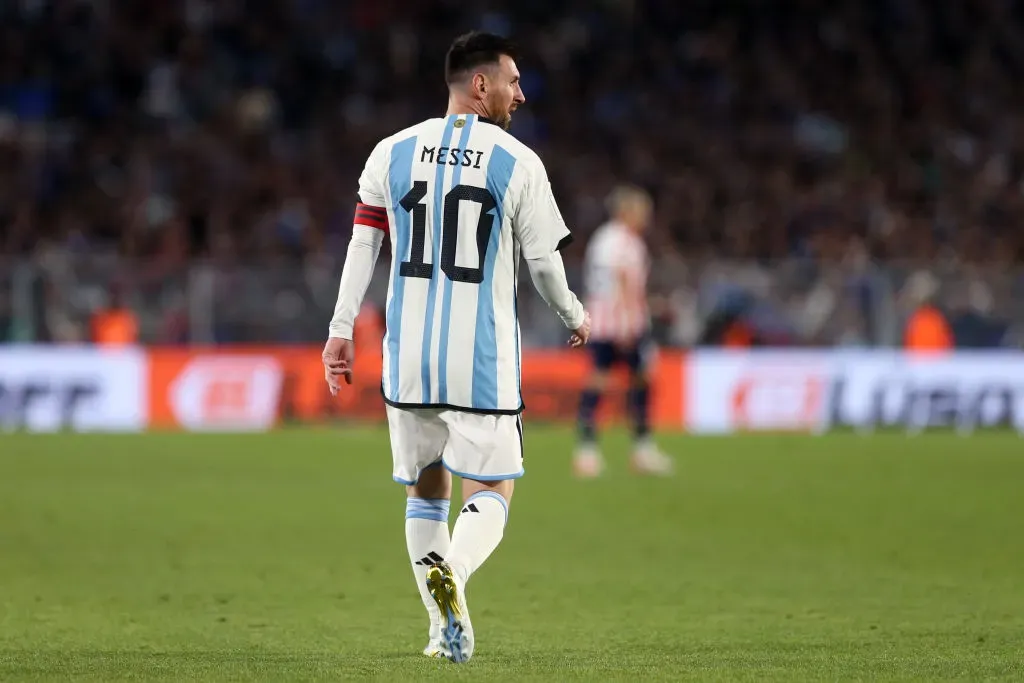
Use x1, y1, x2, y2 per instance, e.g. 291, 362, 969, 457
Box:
589, 337, 655, 374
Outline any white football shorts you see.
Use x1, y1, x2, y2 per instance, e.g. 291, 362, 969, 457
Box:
386, 405, 525, 485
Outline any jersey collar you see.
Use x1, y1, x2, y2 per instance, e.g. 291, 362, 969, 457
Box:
445, 113, 501, 128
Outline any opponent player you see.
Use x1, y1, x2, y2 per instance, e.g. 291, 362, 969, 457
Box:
573, 185, 673, 477
322, 32, 590, 664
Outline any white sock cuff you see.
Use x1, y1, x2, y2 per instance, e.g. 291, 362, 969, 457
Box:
463, 491, 508, 526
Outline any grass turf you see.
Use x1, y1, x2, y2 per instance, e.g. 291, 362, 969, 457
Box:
1, 428, 1023, 681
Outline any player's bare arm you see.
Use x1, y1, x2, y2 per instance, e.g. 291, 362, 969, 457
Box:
615, 266, 642, 345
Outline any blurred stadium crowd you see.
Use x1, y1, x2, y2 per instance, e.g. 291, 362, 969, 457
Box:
1, 0, 1023, 348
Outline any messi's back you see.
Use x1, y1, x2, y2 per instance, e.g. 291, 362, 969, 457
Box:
362, 114, 544, 413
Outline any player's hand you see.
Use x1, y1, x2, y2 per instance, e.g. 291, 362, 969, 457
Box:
322, 336, 355, 396
569, 311, 591, 348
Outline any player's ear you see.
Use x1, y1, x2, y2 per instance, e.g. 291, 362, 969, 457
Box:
472, 72, 487, 97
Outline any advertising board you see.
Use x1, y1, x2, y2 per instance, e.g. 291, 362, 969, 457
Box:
0, 347, 146, 432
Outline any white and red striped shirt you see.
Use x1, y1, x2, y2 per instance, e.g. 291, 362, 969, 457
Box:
583, 221, 650, 342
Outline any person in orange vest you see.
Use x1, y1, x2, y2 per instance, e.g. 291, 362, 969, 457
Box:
901, 272, 953, 354
91, 287, 138, 346
722, 319, 754, 348
698, 296, 756, 348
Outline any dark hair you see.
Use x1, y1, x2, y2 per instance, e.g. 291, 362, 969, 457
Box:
445, 31, 518, 85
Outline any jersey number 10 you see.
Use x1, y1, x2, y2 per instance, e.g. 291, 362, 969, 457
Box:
398, 181, 498, 285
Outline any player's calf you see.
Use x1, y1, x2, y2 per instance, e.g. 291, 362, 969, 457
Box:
404, 464, 453, 655
446, 480, 511, 585
627, 375, 673, 475
575, 369, 608, 477
577, 369, 609, 446
627, 375, 651, 444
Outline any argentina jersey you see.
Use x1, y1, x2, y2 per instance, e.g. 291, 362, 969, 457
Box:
356, 113, 571, 414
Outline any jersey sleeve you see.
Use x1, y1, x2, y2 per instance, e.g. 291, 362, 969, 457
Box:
357, 140, 388, 208
512, 154, 573, 260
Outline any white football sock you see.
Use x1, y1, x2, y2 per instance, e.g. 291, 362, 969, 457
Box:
405, 498, 451, 635
446, 491, 509, 585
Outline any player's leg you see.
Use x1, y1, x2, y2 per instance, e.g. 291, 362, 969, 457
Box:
386, 405, 453, 657
424, 412, 524, 663
575, 342, 615, 477
625, 338, 673, 475
447, 476, 513, 587
405, 465, 452, 658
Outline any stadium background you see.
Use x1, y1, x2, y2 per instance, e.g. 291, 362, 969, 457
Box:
2, 1, 1023, 680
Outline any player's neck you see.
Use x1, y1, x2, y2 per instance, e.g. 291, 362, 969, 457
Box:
445, 97, 490, 122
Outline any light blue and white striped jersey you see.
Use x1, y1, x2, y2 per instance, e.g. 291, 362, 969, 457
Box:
358, 114, 572, 414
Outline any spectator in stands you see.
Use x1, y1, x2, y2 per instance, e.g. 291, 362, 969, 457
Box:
90, 285, 138, 347
0, 277, 10, 342
948, 279, 1009, 348
902, 272, 954, 354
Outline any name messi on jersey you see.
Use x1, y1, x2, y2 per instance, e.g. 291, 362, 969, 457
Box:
421, 146, 485, 169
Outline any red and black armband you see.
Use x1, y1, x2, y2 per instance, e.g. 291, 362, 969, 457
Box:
354, 202, 389, 233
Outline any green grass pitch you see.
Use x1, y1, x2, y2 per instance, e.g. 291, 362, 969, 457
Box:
1, 428, 1023, 681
